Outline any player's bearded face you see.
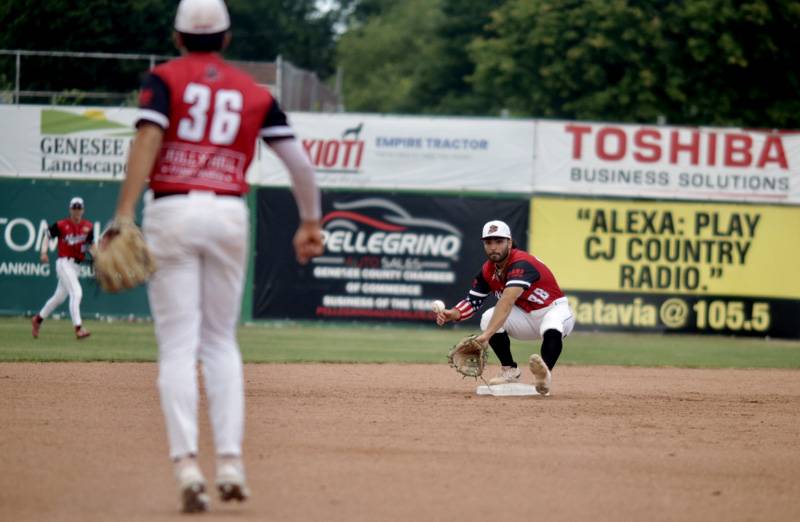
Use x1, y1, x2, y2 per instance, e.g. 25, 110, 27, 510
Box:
483, 238, 510, 263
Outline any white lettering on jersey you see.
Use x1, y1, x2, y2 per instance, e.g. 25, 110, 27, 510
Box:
177, 83, 243, 145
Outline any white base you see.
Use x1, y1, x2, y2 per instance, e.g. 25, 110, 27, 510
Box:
476, 383, 543, 396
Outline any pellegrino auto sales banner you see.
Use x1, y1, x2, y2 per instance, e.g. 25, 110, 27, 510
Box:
534, 120, 800, 204
530, 196, 800, 338
253, 189, 529, 323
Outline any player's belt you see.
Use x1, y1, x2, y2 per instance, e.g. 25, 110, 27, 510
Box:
153, 190, 243, 199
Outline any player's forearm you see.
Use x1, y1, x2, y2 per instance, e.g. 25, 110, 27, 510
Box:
482, 297, 515, 337
117, 124, 163, 220
452, 300, 473, 321
269, 138, 321, 221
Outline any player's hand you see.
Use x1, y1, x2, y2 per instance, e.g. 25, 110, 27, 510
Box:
40, 252, 49, 264
293, 220, 324, 264
474, 333, 491, 346
436, 308, 460, 326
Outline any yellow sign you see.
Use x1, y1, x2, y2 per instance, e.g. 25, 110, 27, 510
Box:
529, 197, 799, 298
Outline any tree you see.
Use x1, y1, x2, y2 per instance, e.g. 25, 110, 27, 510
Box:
661, 0, 800, 127
336, 0, 445, 113
0, 0, 174, 94
226, 0, 341, 78
409, 0, 504, 115
468, 0, 800, 127
336, 0, 501, 114
0, 0, 342, 100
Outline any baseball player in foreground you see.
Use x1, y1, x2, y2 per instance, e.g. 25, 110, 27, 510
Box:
31, 196, 93, 340
113, 0, 323, 513
435, 220, 575, 395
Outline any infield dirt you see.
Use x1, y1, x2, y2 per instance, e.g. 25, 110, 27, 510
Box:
1, 363, 799, 522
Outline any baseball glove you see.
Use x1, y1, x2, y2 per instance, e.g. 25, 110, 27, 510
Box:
447, 334, 488, 378
91, 218, 156, 293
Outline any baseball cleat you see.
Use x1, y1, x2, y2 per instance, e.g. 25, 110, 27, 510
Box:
218, 481, 249, 502
75, 327, 91, 340
31, 316, 42, 339
488, 365, 522, 385
528, 354, 552, 395
216, 462, 250, 503
175, 461, 209, 513
181, 482, 210, 513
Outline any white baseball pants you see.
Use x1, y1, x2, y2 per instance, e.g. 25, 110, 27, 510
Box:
480, 296, 575, 340
39, 257, 83, 326
143, 192, 248, 460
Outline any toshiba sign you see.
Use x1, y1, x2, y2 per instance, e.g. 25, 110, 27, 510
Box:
535, 121, 800, 203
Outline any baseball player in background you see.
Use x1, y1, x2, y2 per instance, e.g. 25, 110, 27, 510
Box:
31, 196, 93, 340
435, 220, 575, 395
113, 0, 323, 513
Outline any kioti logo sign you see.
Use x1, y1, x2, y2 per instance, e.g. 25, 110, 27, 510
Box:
302, 122, 365, 174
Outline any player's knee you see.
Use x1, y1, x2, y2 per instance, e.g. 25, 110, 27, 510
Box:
539, 318, 563, 338
158, 359, 194, 392
542, 328, 562, 342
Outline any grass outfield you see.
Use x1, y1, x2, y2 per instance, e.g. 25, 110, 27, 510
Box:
3, 317, 800, 368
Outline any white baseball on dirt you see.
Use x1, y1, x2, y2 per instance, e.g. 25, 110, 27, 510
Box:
431, 300, 446, 313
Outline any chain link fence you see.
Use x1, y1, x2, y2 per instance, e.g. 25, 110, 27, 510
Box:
274, 56, 341, 112
0, 49, 340, 111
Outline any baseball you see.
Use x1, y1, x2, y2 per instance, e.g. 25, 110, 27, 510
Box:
431, 300, 446, 313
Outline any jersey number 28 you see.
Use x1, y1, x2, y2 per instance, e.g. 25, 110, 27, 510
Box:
177, 83, 242, 145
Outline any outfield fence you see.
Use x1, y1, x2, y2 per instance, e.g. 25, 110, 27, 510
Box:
1, 101, 799, 338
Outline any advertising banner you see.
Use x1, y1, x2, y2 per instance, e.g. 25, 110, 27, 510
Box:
530, 196, 800, 337
5, 105, 800, 204
0, 178, 151, 317
253, 189, 530, 323
0, 105, 536, 193
534, 120, 800, 204
0, 105, 135, 179
252, 112, 535, 192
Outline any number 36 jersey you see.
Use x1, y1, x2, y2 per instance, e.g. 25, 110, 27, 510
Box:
135, 53, 293, 195
466, 248, 565, 315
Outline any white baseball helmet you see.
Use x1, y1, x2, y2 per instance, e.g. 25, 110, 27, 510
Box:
174, 0, 230, 35
69, 196, 84, 209
481, 220, 512, 239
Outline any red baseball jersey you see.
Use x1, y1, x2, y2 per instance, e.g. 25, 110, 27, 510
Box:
455, 248, 564, 320
49, 219, 94, 262
136, 53, 294, 195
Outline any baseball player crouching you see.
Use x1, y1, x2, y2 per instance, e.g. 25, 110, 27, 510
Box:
31, 196, 93, 340
434, 220, 575, 395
